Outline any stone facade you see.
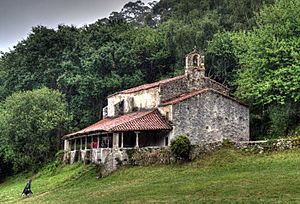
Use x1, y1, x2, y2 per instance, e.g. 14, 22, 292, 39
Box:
159, 77, 187, 103
171, 91, 249, 144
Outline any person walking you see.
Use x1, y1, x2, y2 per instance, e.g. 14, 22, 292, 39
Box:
22, 179, 33, 196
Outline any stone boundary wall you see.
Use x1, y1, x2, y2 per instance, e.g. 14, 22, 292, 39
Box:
64, 138, 300, 177
99, 148, 129, 177
131, 147, 175, 165
235, 138, 300, 153
128, 138, 300, 166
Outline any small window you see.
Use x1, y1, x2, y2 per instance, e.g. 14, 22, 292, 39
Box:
166, 111, 169, 120
114, 100, 125, 116
119, 100, 124, 115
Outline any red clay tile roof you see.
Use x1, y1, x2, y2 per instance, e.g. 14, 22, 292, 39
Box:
63, 109, 172, 139
160, 88, 248, 107
108, 75, 184, 97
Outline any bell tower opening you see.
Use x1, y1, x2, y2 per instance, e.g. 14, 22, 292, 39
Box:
193, 55, 199, 67
185, 48, 205, 77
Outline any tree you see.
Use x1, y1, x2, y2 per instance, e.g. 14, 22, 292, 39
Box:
0, 87, 71, 171
206, 32, 238, 88
132, 26, 174, 82
106, 1, 159, 27
0, 25, 80, 100
232, 0, 300, 105
231, 0, 300, 136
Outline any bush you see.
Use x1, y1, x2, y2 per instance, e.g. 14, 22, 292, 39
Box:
170, 135, 191, 160
126, 149, 138, 165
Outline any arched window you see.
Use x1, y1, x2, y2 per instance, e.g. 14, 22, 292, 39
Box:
192, 55, 198, 66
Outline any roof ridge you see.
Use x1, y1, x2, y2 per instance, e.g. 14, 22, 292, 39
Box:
160, 88, 248, 107
108, 75, 185, 97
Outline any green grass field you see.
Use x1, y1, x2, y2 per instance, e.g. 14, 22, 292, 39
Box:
1, 148, 300, 203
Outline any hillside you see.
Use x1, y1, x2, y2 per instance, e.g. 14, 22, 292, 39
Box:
1, 148, 299, 203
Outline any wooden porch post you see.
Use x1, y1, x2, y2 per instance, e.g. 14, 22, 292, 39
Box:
135, 132, 139, 148
113, 133, 119, 148
85, 136, 87, 150
97, 136, 100, 149
64, 140, 70, 151
80, 138, 82, 150
121, 132, 124, 148
74, 139, 76, 151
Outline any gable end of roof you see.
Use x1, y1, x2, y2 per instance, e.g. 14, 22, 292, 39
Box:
160, 88, 248, 107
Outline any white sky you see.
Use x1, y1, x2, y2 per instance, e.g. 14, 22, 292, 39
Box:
0, 0, 153, 53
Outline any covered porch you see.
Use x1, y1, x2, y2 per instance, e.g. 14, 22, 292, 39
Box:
65, 131, 170, 164
62, 109, 172, 164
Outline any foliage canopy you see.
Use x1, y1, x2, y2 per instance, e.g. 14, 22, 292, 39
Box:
0, 88, 70, 171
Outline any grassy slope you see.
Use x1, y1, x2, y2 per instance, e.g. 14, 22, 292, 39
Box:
0, 148, 300, 203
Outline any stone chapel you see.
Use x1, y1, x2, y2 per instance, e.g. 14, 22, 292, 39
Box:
63, 49, 249, 164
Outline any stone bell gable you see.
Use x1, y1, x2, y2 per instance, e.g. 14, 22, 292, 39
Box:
184, 48, 229, 94
185, 48, 205, 90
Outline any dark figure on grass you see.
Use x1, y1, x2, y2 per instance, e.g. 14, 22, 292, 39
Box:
22, 179, 33, 196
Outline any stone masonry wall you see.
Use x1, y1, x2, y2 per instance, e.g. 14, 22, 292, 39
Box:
100, 148, 129, 177
159, 76, 229, 105
172, 91, 249, 144
159, 77, 188, 103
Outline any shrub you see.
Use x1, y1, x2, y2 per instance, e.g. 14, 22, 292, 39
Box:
126, 149, 138, 165
170, 135, 191, 160
222, 138, 234, 148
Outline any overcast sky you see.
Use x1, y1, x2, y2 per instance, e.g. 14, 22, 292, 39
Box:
0, 0, 152, 53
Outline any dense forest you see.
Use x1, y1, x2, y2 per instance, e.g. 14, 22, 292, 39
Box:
0, 0, 299, 177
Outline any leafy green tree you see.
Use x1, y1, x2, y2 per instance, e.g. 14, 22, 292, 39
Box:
206, 32, 238, 88
132, 26, 174, 82
120, 1, 155, 27
155, 0, 274, 72
0, 25, 80, 99
232, 0, 300, 105
154, 0, 274, 30
231, 0, 300, 137
0, 88, 70, 171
